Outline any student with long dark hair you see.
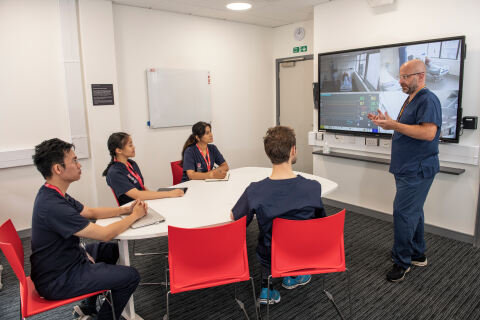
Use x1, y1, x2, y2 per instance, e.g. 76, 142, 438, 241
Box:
104, 132, 184, 206
181, 121, 229, 182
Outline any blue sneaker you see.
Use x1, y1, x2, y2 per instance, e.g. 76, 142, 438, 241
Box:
258, 287, 281, 305
282, 275, 311, 289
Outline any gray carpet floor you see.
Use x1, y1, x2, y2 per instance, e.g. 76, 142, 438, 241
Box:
1, 205, 480, 320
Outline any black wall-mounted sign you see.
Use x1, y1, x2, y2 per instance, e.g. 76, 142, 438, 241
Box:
91, 84, 114, 106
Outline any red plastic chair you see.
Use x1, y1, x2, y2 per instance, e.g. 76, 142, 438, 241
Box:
170, 161, 183, 185
267, 209, 351, 319
0, 219, 115, 319
165, 216, 259, 319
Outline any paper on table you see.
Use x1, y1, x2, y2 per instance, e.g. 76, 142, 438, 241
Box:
205, 172, 230, 182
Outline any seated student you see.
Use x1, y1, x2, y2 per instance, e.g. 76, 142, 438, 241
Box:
30, 138, 146, 320
103, 132, 184, 206
180, 121, 229, 182
230, 126, 326, 304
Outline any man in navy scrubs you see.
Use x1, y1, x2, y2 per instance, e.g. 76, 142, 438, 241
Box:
230, 126, 326, 304
368, 59, 442, 282
31, 138, 147, 319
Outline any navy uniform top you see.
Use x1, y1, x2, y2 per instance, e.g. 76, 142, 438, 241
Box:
30, 185, 90, 289
106, 160, 145, 206
232, 176, 326, 254
390, 88, 442, 178
181, 144, 226, 182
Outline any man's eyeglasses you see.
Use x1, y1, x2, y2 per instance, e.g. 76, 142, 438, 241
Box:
59, 158, 79, 167
398, 72, 424, 80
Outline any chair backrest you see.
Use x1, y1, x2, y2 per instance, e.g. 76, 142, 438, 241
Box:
271, 209, 346, 278
170, 160, 183, 185
0, 219, 29, 314
168, 216, 250, 294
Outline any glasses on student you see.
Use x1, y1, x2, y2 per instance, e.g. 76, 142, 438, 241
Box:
60, 158, 79, 166
398, 72, 424, 80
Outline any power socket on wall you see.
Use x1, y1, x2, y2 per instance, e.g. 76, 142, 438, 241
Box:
380, 139, 391, 148
365, 138, 379, 146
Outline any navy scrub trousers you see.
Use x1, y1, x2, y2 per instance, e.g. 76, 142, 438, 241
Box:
38, 242, 140, 320
392, 172, 435, 269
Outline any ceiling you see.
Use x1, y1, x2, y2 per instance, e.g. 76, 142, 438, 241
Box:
112, 0, 333, 28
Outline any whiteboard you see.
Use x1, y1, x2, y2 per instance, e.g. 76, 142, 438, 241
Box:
146, 68, 211, 128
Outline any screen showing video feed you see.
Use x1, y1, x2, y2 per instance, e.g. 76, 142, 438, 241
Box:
318, 36, 465, 142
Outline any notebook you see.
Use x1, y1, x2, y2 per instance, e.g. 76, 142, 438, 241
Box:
121, 207, 165, 229
205, 172, 230, 182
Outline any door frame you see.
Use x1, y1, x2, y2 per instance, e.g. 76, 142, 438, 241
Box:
276, 54, 314, 125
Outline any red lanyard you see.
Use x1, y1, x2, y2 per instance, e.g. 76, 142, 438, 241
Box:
44, 183, 64, 197
116, 160, 145, 190
196, 144, 211, 171
125, 162, 145, 190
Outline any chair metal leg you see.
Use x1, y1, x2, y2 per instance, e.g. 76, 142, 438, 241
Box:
108, 290, 117, 320
249, 277, 260, 320
234, 283, 250, 320
133, 240, 165, 256
324, 290, 345, 320
101, 290, 117, 320
266, 275, 272, 320
163, 291, 171, 320
138, 253, 169, 286
346, 268, 352, 319
0, 264, 3, 291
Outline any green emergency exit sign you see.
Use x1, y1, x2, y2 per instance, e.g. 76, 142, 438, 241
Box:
293, 46, 307, 53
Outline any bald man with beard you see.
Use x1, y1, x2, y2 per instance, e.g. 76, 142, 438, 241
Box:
368, 59, 442, 282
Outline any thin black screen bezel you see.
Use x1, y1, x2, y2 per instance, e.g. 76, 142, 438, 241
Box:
317, 35, 466, 143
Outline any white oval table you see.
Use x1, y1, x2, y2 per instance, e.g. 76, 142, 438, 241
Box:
96, 167, 338, 320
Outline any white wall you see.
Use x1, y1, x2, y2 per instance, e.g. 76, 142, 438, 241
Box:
273, 20, 314, 59
112, 5, 274, 190
78, 0, 123, 207
313, 0, 480, 236
0, 0, 97, 230
0, 0, 71, 150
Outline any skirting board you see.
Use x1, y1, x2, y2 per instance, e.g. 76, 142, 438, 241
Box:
323, 198, 474, 245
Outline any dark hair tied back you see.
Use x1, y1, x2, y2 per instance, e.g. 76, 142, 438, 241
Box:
102, 132, 130, 176
180, 121, 211, 165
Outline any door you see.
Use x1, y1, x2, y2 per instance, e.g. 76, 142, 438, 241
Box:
278, 58, 314, 173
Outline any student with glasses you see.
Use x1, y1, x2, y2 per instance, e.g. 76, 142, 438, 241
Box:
30, 138, 146, 320
368, 59, 442, 282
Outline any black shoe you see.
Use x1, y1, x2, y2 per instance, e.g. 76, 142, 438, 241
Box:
386, 264, 410, 282
411, 255, 428, 267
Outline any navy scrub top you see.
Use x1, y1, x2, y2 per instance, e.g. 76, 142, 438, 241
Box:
30, 185, 90, 289
390, 88, 442, 178
181, 144, 226, 182
232, 175, 326, 250
106, 160, 145, 206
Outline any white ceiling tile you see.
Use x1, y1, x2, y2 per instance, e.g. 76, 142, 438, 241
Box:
113, 0, 319, 27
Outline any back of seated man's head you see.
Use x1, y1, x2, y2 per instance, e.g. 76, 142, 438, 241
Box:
33, 138, 74, 179
263, 126, 296, 164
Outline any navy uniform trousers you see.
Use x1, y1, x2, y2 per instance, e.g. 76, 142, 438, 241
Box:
392, 172, 435, 269
37, 242, 140, 320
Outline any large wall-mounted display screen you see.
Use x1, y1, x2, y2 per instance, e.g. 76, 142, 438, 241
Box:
318, 36, 466, 143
